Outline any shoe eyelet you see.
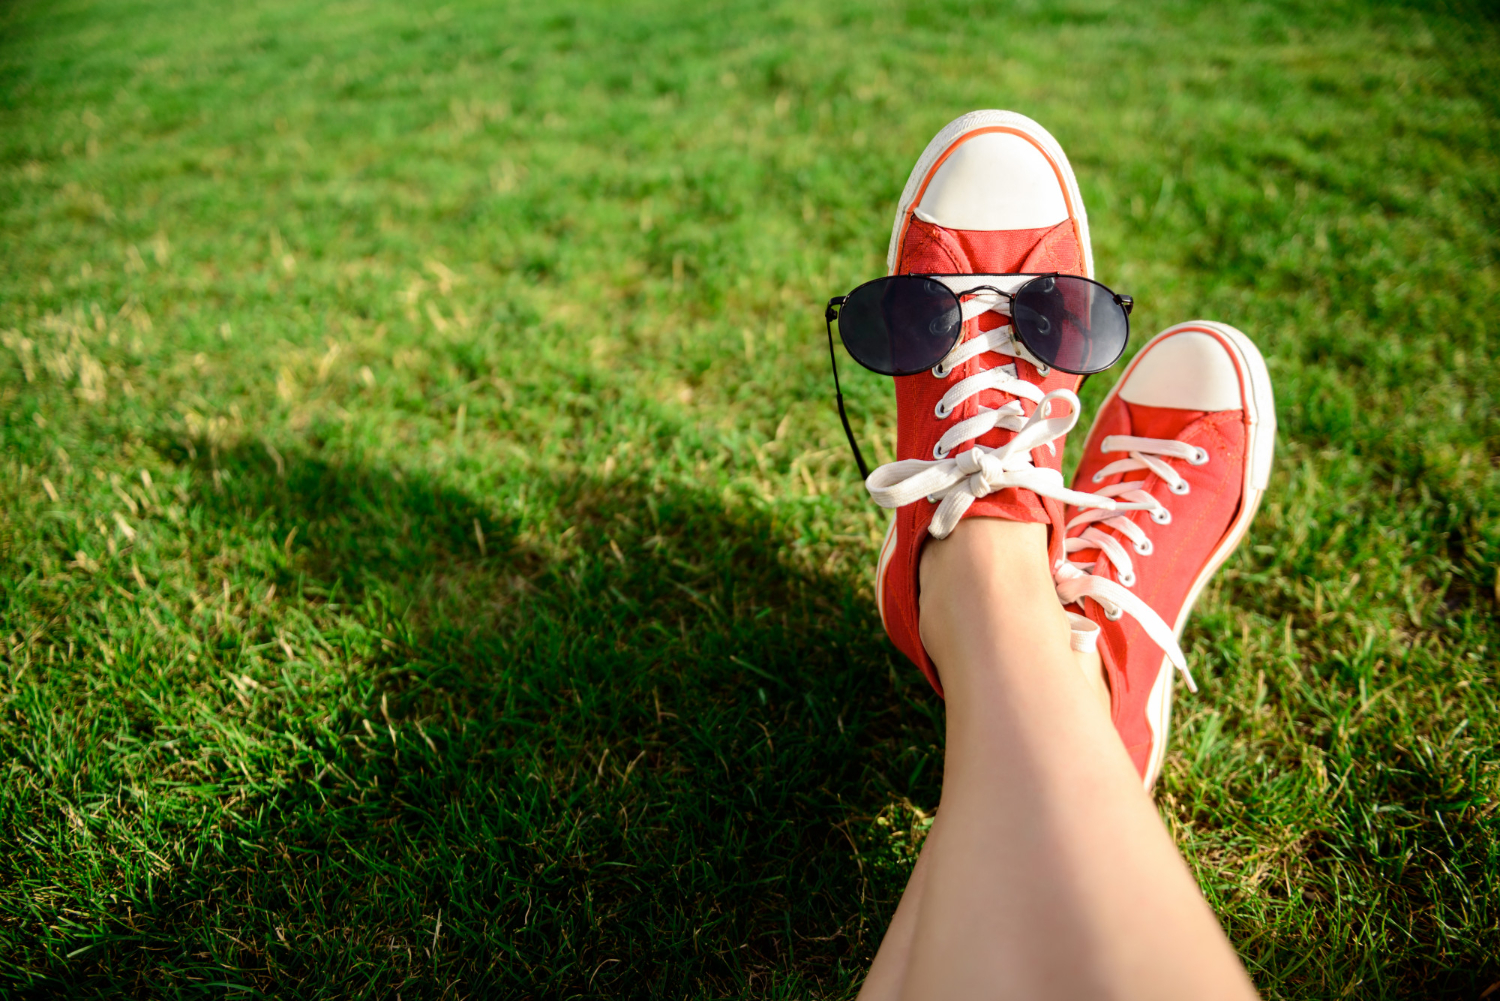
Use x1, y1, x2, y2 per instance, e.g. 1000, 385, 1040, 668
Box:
1135, 539, 1154, 556
1169, 480, 1191, 495
1091, 471, 1104, 484
1189, 447, 1210, 465
934, 401, 950, 419
932, 363, 949, 378
1104, 606, 1124, 621
1118, 572, 1137, 587
1151, 508, 1172, 525
1035, 362, 1051, 376
933, 443, 949, 460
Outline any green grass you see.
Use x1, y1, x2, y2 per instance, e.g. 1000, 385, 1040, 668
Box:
1, 0, 1497, 996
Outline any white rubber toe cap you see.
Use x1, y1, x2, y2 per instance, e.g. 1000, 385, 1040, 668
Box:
913, 131, 1069, 231
1118, 331, 1244, 412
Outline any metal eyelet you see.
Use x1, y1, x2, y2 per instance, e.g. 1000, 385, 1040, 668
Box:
1104, 606, 1124, 621
1151, 508, 1172, 525
932, 363, 949, 378
1135, 539, 1154, 556
1189, 447, 1210, 465
1092, 471, 1104, 483
933, 442, 949, 459
1169, 480, 1191, 495
1118, 571, 1137, 587
934, 401, 950, 419
1035, 363, 1051, 376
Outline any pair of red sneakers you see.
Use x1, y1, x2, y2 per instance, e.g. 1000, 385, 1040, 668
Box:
866, 112, 1276, 787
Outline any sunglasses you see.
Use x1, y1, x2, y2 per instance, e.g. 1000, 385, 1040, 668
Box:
823, 273, 1134, 478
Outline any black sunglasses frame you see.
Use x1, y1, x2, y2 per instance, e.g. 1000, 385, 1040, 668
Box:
823, 272, 1134, 480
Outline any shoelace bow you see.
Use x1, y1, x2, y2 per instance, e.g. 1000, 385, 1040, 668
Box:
860, 297, 1200, 684
863, 312, 1111, 539
860, 303, 1120, 654
1058, 434, 1211, 691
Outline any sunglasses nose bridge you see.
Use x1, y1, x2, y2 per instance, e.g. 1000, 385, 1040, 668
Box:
958, 290, 1010, 320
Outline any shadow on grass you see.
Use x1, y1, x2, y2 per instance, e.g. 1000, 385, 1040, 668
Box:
12, 441, 945, 999
7, 437, 1499, 999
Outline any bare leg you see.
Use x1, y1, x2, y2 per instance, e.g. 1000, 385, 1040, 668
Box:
861, 518, 1257, 1000
859, 649, 1111, 1000
860, 640, 1108, 1000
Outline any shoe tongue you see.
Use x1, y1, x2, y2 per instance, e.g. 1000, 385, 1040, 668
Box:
892, 217, 1088, 530
896, 218, 1083, 275
958, 221, 1084, 274
899, 216, 1087, 387
1066, 404, 1215, 578
1125, 401, 1209, 441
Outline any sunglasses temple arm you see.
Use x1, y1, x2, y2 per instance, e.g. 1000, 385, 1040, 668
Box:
825, 314, 871, 481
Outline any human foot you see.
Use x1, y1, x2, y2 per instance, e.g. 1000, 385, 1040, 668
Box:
1061, 321, 1276, 786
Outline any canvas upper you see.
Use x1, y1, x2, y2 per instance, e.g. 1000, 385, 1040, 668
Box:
1062, 322, 1276, 785
867, 111, 1107, 693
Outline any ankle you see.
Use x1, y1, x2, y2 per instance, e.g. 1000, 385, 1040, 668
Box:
919, 517, 1054, 600
917, 518, 1070, 671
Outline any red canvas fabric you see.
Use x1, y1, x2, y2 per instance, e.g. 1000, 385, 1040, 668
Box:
879, 217, 1086, 694
1068, 399, 1249, 777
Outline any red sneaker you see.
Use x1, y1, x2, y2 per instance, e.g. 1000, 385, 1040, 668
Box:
1059, 321, 1276, 786
866, 110, 1111, 693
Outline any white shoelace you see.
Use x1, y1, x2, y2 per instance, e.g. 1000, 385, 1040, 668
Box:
861, 301, 1200, 680
862, 302, 1129, 657
1058, 434, 1210, 690
863, 317, 1113, 539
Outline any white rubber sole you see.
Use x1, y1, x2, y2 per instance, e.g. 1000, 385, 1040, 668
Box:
1082, 321, 1276, 789
886, 110, 1095, 279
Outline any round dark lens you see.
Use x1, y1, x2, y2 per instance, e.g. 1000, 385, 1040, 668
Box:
839, 276, 962, 376
1010, 274, 1128, 375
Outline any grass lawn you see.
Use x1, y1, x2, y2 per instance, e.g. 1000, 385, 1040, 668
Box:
2, 0, 1498, 996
